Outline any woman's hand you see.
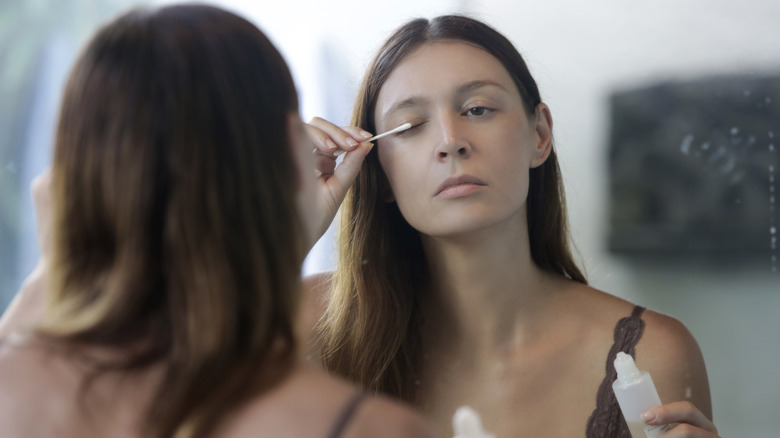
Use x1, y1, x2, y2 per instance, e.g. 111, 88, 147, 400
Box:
305, 117, 374, 242
642, 401, 720, 437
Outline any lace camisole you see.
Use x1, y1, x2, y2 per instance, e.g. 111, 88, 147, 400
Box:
585, 305, 647, 438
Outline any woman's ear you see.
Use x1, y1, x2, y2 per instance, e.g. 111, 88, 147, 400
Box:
530, 103, 553, 168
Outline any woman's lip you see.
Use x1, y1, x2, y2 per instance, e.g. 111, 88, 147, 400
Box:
435, 184, 486, 199
434, 175, 487, 197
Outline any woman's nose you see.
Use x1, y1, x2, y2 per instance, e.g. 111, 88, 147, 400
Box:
434, 116, 472, 161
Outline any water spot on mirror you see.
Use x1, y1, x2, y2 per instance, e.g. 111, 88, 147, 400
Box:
680, 135, 694, 155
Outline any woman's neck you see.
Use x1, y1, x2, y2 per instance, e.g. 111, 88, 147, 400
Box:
419, 220, 557, 356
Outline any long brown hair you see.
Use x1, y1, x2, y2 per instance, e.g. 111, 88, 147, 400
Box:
318, 15, 586, 402
40, 4, 303, 437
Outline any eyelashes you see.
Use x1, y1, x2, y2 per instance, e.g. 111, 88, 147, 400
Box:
464, 106, 492, 117
390, 106, 494, 140
394, 120, 428, 137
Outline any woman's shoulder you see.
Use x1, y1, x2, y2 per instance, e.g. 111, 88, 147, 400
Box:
554, 281, 642, 334
345, 393, 436, 438
564, 282, 705, 358
222, 365, 434, 438
303, 368, 435, 438
0, 335, 73, 431
0, 333, 55, 385
634, 308, 712, 417
563, 282, 711, 417
577, 287, 707, 391
0, 263, 48, 338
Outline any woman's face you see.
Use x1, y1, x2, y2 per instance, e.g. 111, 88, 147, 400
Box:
374, 41, 552, 238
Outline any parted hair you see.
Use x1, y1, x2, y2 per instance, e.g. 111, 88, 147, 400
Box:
318, 15, 587, 402
41, 4, 303, 437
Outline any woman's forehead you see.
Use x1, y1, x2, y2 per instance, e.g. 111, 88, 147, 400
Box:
375, 41, 517, 118
386, 41, 511, 90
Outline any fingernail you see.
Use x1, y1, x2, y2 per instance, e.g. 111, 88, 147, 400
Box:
326, 139, 337, 150
346, 137, 358, 148
641, 410, 656, 423
360, 130, 373, 139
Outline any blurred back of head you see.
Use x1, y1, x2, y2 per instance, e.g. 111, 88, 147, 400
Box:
42, 4, 304, 436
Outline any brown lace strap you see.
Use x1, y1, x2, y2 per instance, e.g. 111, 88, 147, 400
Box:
585, 305, 646, 438
325, 392, 366, 438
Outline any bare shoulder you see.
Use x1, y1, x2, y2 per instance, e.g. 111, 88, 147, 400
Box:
216, 366, 345, 437
561, 282, 710, 402
0, 336, 45, 390
562, 281, 705, 364
635, 309, 712, 418
554, 280, 639, 332
638, 309, 703, 361
561, 282, 712, 417
0, 264, 48, 338
0, 348, 23, 432
344, 395, 436, 438
221, 366, 435, 438
0, 338, 59, 430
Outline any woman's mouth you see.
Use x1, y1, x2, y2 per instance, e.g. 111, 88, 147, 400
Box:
434, 175, 487, 198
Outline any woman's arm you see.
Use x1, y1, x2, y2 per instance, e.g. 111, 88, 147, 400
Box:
0, 171, 52, 338
637, 310, 720, 437
0, 264, 48, 338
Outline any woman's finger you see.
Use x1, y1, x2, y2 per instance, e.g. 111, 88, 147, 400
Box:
314, 142, 373, 235
642, 401, 719, 436
315, 152, 337, 177
307, 117, 372, 155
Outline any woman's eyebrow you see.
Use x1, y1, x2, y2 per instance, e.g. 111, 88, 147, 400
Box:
381, 95, 429, 121
455, 79, 509, 96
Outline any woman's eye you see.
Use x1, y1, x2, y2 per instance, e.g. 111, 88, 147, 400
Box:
395, 121, 426, 137
465, 106, 491, 117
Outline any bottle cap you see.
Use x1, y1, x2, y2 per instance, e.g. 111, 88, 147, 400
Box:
453, 406, 496, 438
614, 352, 641, 384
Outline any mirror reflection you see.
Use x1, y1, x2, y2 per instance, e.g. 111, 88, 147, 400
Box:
1, 1, 777, 437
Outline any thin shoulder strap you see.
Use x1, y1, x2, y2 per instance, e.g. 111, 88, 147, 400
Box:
585, 305, 646, 438
325, 392, 366, 438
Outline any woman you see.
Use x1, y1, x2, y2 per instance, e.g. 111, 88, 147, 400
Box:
309, 15, 720, 438
0, 5, 433, 438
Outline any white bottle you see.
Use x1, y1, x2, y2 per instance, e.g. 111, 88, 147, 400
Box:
612, 352, 673, 438
452, 406, 496, 438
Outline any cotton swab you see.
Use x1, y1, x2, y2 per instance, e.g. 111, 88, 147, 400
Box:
333, 122, 413, 156
364, 122, 412, 143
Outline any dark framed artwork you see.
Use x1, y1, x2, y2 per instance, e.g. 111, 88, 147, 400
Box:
607, 74, 779, 258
